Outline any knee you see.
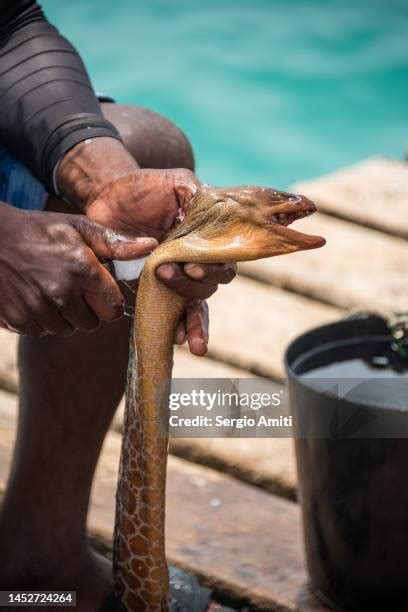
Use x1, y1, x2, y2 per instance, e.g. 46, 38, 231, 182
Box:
101, 103, 195, 171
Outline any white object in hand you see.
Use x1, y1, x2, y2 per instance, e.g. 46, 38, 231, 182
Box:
112, 257, 148, 281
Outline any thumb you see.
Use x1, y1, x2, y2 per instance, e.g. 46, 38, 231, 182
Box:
70, 216, 158, 260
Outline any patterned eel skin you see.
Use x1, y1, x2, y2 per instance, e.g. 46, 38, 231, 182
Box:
113, 184, 325, 611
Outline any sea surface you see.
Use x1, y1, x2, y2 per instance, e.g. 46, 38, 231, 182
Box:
41, 0, 408, 188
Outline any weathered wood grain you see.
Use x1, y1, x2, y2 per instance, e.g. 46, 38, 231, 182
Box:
0, 390, 17, 477
165, 456, 305, 611
91, 434, 307, 611
240, 213, 408, 311
113, 352, 298, 499
0, 395, 307, 611
292, 157, 408, 240
0, 281, 334, 503
170, 352, 296, 498
173, 346, 255, 378
207, 277, 340, 378
0, 330, 17, 393
169, 437, 297, 500
2, 330, 298, 502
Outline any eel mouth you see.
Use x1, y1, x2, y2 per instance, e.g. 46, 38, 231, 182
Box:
268, 196, 326, 250
269, 195, 316, 225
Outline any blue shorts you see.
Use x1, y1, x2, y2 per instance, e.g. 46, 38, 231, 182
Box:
0, 146, 48, 211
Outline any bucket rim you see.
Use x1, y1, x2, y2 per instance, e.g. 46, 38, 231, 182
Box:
284, 314, 390, 380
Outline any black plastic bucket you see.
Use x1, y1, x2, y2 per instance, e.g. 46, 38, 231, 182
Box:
285, 315, 408, 612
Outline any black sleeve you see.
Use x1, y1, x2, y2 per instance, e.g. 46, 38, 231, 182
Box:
0, 0, 123, 194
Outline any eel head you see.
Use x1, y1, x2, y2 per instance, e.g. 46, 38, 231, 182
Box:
165, 184, 325, 262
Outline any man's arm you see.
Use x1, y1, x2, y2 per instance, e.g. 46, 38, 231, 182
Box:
0, 0, 123, 194
0, 1, 236, 352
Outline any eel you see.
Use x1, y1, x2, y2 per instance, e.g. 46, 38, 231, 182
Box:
113, 184, 325, 611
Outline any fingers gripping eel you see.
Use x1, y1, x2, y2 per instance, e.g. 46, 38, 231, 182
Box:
113, 185, 325, 611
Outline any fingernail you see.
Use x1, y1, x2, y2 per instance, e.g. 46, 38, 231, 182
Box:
157, 264, 174, 280
185, 264, 205, 279
135, 237, 158, 246
175, 329, 186, 344
192, 339, 207, 356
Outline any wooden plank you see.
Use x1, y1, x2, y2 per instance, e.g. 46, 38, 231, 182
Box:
91, 437, 306, 611
171, 351, 296, 500
0, 390, 17, 474
173, 346, 254, 378
0, 394, 307, 611
206, 277, 339, 378
0, 281, 330, 501
165, 456, 305, 611
169, 437, 297, 501
2, 328, 298, 501
113, 352, 297, 500
0, 330, 18, 394
240, 213, 408, 311
292, 157, 408, 240
0, 283, 327, 499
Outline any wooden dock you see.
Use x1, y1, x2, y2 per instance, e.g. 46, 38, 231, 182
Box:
0, 157, 406, 610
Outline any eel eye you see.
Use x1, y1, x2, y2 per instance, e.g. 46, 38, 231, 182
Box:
288, 196, 302, 204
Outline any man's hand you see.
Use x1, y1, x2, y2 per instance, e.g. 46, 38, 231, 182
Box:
0, 204, 157, 336
158, 262, 236, 356
57, 138, 237, 355
86, 167, 236, 356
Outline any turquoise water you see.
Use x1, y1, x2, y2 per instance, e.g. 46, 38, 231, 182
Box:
41, 0, 408, 188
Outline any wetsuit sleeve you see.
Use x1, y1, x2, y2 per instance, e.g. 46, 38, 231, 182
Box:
0, 0, 122, 194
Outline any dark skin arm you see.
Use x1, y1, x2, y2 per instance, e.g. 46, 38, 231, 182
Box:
57, 137, 236, 355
